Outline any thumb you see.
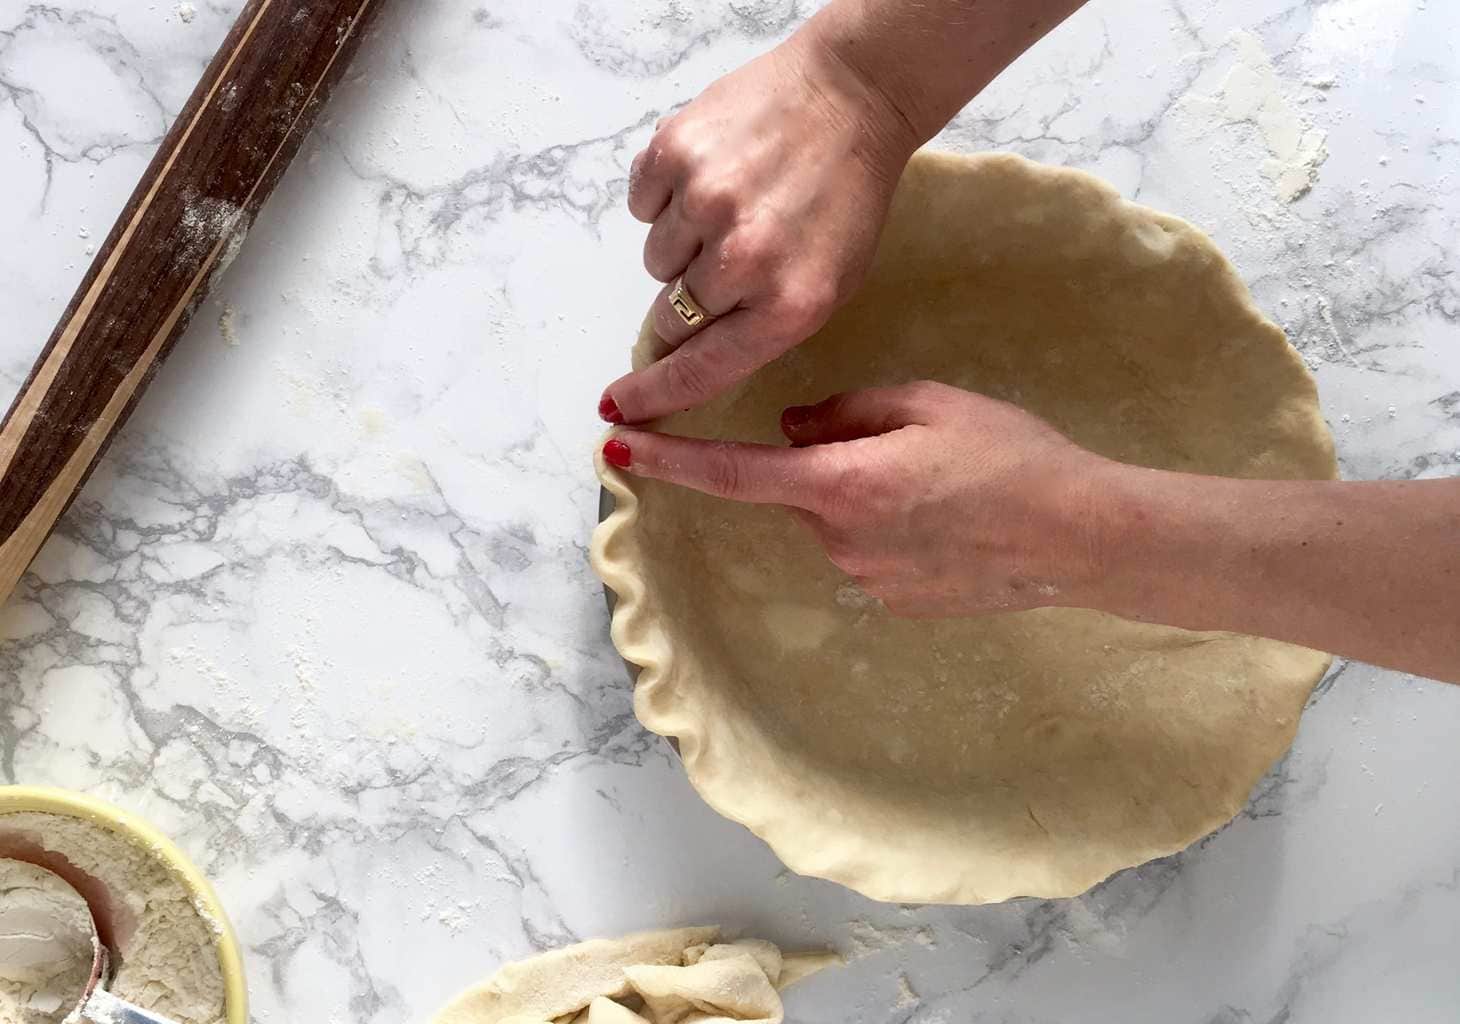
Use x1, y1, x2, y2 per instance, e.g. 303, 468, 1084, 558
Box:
601, 429, 839, 511
780, 383, 942, 447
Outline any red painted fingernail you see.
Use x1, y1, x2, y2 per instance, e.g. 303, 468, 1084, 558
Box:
598, 394, 624, 425
781, 405, 814, 430
603, 438, 632, 469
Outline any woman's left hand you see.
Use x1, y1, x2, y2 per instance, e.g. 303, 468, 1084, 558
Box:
601, 30, 920, 426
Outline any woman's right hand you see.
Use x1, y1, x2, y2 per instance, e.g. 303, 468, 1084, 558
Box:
604, 381, 1112, 617
600, 31, 920, 425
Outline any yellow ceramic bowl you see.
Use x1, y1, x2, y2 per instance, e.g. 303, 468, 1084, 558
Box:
0, 786, 247, 1024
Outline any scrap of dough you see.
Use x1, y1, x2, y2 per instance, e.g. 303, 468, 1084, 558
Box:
431, 928, 837, 1024
0, 860, 95, 1023
592, 151, 1336, 905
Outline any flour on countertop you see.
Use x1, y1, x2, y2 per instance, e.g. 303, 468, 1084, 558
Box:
0, 814, 226, 1024
1195, 31, 1330, 202
846, 921, 936, 960
893, 973, 921, 1010
412, 863, 481, 938
833, 580, 880, 611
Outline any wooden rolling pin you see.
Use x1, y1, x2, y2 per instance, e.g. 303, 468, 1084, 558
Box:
0, 0, 388, 603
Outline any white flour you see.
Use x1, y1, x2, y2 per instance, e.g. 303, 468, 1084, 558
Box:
0, 814, 226, 1024
0, 861, 95, 1023
845, 920, 936, 960
1216, 32, 1329, 201
217, 304, 240, 348
1174, 30, 1330, 204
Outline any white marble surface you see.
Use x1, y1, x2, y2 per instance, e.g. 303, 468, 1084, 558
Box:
1, 1, 1458, 1021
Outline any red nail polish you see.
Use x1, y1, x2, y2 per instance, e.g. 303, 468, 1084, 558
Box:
603, 438, 632, 469
598, 394, 624, 425
781, 405, 813, 430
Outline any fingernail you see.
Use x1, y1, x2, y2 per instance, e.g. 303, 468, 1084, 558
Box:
603, 438, 632, 469
598, 393, 624, 425
781, 405, 814, 430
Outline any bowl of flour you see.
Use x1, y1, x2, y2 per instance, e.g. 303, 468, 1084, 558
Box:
0, 787, 245, 1024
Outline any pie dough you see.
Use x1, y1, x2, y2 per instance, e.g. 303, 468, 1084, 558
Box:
431, 927, 838, 1024
592, 151, 1336, 904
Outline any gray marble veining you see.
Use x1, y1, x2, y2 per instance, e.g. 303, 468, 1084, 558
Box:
0, 1, 1457, 1021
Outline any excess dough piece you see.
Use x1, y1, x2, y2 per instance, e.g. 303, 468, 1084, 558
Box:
431, 926, 838, 1024
592, 151, 1337, 905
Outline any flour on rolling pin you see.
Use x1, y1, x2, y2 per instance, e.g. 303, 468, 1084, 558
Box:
0, 0, 388, 605
0, 815, 224, 1024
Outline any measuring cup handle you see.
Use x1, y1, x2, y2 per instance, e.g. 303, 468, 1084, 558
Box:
82, 988, 185, 1024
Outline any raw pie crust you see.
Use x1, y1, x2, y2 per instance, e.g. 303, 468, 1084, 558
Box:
592, 152, 1336, 904
431, 927, 837, 1023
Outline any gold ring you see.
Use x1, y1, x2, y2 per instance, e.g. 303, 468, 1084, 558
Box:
669, 277, 713, 329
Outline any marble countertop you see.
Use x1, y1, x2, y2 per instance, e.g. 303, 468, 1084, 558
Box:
1, 1, 1457, 1021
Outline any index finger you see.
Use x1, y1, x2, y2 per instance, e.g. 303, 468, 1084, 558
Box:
603, 306, 794, 424
601, 429, 837, 511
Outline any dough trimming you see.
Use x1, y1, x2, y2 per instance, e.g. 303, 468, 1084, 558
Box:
431, 926, 837, 1024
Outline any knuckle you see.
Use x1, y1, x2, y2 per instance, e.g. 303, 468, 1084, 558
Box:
663, 354, 714, 404
728, 227, 776, 271
680, 179, 738, 225
651, 122, 685, 159
860, 471, 902, 518
639, 132, 684, 185
643, 231, 679, 282
716, 231, 773, 288
808, 455, 860, 518
703, 450, 742, 499
921, 382, 964, 415
775, 280, 838, 334
627, 164, 657, 221
816, 390, 855, 420
903, 379, 948, 402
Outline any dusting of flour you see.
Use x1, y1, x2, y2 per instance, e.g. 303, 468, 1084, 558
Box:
0, 814, 226, 1024
1174, 30, 1330, 203
0, 861, 95, 1023
1216, 32, 1329, 201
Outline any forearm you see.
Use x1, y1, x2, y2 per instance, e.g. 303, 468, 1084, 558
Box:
1095, 468, 1460, 683
797, 0, 1091, 144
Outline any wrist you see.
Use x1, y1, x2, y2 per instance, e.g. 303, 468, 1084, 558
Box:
1065, 461, 1188, 622
1083, 464, 1243, 629
797, 0, 1090, 152
795, 0, 993, 147
789, 9, 926, 166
